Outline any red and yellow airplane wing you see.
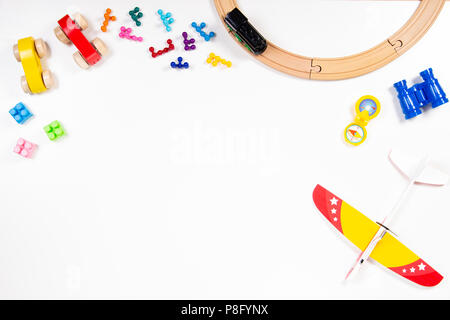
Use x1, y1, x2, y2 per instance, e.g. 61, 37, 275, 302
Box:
313, 184, 443, 287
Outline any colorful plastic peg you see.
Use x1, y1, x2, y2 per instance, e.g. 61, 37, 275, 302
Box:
149, 39, 174, 58
182, 32, 196, 51
191, 22, 215, 41
119, 26, 143, 41
101, 8, 116, 32
157, 9, 174, 32
170, 57, 189, 69
44, 120, 65, 141
9, 102, 33, 124
14, 138, 36, 159
206, 53, 232, 68
129, 7, 143, 26
344, 96, 381, 146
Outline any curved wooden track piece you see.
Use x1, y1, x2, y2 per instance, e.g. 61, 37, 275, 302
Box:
214, 0, 446, 80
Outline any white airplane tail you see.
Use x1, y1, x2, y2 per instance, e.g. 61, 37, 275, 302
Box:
389, 149, 448, 186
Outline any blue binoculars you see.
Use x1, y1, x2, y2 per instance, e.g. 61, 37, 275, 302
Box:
393, 68, 448, 120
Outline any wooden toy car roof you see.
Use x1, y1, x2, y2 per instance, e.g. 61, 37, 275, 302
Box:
214, 0, 446, 80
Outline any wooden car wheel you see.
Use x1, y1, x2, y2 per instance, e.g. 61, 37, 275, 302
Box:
54, 26, 71, 44
20, 76, 32, 94
13, 44, 21, 62
73, 51, 90, 69
42, 70, 54, 89
35, 38, 49, 59
91, 38, 108, 56
74, 13, 88, 30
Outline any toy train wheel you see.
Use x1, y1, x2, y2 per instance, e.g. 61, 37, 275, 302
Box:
13, 44, 20, 62
20, 76, 31, 94
92, 38, 108, 56
54, 26, 71, 45
42, 70, 54, 89
34, 39, 49, 59
73, 51, 90, 69
74, 13, 88, 30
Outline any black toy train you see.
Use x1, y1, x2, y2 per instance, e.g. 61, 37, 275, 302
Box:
224, 8, 267, 55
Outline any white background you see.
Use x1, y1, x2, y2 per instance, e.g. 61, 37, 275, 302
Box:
1, 0, 450, 299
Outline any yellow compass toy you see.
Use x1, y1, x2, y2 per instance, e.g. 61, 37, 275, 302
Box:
344, 95, 380, 146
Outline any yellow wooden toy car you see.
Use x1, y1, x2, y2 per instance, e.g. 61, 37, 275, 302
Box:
13, 37, 54, 94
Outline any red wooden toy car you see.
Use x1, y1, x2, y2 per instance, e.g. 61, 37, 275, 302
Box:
54, 13, 108, 69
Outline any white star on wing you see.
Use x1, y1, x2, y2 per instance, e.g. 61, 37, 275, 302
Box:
333, 217, 338, 222
331, 208, 337, 214
418, 263, 426, 271
410, 267, 415, 273
402, 269, 407, 273
330, 197, 338, 206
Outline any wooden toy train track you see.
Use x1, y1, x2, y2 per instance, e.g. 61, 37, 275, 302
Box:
214, 0, 446, 80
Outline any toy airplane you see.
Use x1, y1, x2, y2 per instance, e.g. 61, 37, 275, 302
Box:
313, 150, 448, 287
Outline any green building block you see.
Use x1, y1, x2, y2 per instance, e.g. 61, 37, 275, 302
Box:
44, 121, 65, 141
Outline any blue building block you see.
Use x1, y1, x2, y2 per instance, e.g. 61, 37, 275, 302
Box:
191, 22, 215, 41
394, 68, 448, 120
9, 102, 33, 124
170, 57, 189, 69
157, 9, 174, 32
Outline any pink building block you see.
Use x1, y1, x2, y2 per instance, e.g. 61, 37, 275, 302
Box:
14, 138, 36, 158
119, 26, 143, 41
